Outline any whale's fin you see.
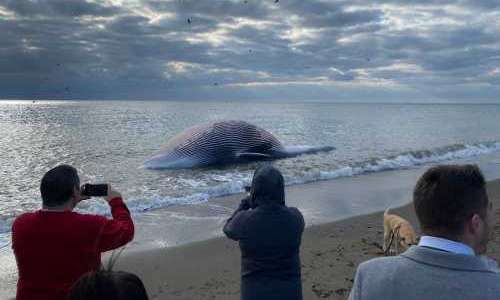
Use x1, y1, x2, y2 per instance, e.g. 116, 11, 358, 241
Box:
236, 152, 273, 159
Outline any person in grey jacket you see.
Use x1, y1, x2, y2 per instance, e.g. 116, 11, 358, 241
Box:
349, 164, 500, 300
223, 165, 305, 300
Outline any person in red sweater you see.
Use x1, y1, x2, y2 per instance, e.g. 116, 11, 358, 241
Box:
12, 164, 135, 300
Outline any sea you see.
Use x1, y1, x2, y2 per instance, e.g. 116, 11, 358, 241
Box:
2, 100, 500, 238
1, 100, 500, 296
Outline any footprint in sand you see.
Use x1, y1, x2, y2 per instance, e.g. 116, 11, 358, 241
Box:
311, 283, 334, 298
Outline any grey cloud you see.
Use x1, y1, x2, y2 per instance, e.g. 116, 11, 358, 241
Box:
1, 0, 120, 17
276, 0, 382, 28
440, 27, 497, 48
300, 9, 382, 28
155, 14, 219, 33
421, 49, 495, 72
106, 15, 152, 35
147, 0, 270, 20
228, 25, 291, 51
461, 0, 500, 9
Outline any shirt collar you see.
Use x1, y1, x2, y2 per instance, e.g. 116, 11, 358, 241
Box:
418, 236, 475, 256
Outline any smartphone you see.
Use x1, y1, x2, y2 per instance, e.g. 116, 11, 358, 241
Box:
81, 184, 108, 197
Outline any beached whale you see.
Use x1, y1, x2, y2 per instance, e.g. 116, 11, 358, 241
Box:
144, 120, 335, 169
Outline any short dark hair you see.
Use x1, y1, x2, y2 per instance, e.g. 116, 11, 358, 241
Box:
68, 270, 149, 300
413, 164, 488, 237
40, 165, 80, 207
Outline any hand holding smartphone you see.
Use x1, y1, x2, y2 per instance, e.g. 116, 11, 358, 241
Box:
243, 185, 258, 209
80, 184, 122, 203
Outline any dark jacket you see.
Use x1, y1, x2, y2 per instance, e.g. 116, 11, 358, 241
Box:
224, 199, 305, 300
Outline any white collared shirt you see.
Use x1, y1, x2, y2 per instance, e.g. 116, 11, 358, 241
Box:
418, 236, 475, 256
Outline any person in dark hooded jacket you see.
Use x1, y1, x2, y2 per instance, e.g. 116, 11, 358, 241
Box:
223, 165, 305, 300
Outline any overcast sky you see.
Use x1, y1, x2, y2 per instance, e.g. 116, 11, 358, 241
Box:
1, 0, 499, 102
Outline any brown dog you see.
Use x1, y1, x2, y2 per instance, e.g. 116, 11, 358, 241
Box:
383, 208, 418, 255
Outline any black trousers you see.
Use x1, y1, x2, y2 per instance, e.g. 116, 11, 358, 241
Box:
241, 276, 302, 300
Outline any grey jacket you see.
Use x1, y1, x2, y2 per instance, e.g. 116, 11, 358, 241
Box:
349, 246, 500, 300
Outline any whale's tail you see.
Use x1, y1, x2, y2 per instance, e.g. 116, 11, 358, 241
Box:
281, 145, 335, 158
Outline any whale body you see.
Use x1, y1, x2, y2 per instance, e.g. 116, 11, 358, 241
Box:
144, 120, 334, 169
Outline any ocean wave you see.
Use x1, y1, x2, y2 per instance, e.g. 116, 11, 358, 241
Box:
0, 141, 499, 233
76, 176, 252, 217
113, 141, 500, 216
0, 218, 12, 236
126, 177, 250, 213
315, 141, 500, 181
0, 221, 11, 250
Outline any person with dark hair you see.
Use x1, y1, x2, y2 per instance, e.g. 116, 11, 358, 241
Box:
12, 165, 134, 300
223, 165, 305, 300
68, 270, 149, 300
349, 164, 500, 300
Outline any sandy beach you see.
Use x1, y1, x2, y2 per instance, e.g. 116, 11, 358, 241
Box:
2, 161, 499, 300
110, 178, 500, 300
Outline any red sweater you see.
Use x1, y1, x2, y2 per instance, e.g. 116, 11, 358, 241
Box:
12, 197, 134, 300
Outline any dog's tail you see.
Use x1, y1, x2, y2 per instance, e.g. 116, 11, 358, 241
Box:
384, 207, 391, 216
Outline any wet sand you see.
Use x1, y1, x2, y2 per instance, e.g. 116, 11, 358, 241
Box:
113, 179, 500, 300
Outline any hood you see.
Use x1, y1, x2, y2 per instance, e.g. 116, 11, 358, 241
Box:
250, 164, 285, 207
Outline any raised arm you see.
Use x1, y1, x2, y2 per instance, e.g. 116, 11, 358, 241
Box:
96, 186, 134, 252
223, 196, 251, 241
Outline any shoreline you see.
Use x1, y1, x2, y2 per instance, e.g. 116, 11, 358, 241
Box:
126, 152, 500, 252
126, 165, 423, 251
1, 161, 500, 299
111, 179, 500, 300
